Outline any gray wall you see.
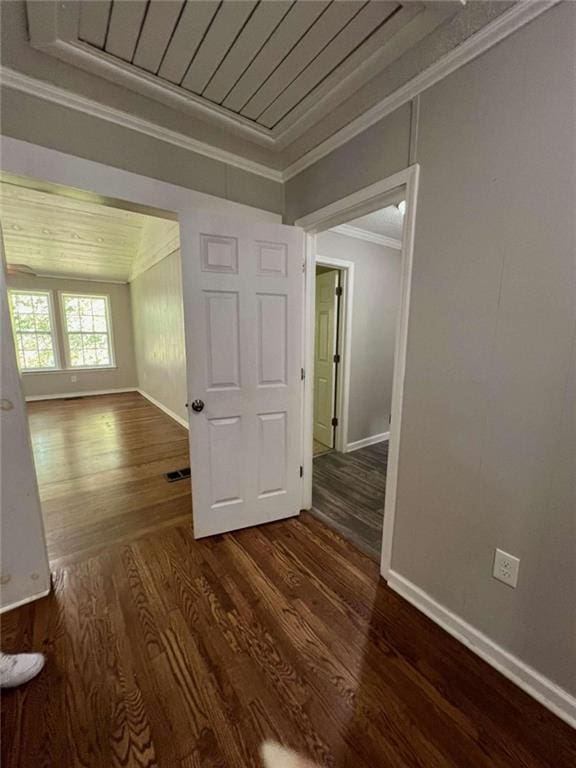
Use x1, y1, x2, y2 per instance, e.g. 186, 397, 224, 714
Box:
293, 2, 576, 697
286, 104, 411, 223
7, 275, 137, 398
317, 232, 401, 445
130, 251, 188, 424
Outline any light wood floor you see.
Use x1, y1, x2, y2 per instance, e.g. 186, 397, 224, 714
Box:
312, 441, 388, 561
2, 394, 574, 766
27, 392, 191, 567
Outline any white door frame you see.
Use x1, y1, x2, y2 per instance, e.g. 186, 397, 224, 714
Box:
296, 164, 420, 579
314, 255, 354, 454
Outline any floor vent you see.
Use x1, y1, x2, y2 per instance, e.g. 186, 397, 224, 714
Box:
164, 467, 191, 483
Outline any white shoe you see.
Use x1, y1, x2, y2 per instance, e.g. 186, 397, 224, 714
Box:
0, 652, 45, 688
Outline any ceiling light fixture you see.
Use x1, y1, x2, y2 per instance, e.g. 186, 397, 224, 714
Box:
398, 200, 406, 216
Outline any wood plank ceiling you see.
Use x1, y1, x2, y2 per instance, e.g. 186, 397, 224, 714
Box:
0, 183, 164, 282
77, 0, 404, 130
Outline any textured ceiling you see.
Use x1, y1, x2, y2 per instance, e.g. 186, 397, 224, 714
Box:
75, 0, 419, 129
0, 183, 160, 281
347, 205, 404, 240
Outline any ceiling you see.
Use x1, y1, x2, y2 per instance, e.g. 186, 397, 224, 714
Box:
347, 206, 404, 240
26, 0, 467, 148
0, 182, 164, 282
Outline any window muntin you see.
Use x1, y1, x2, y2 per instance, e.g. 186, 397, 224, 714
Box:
61, 293, 114, 368
9, 290, 58, 371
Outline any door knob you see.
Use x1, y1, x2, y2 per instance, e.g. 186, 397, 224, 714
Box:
191, 399, 205, 413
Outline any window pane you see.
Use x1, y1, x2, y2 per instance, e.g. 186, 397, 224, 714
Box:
62, 294, 112, 368
9, 291, 57, 370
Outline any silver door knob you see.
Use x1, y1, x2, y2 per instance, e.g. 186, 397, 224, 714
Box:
191, 399, 204, 412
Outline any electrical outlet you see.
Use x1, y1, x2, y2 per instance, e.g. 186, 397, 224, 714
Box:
493, 548, 520, 588
70, 375, 77, 383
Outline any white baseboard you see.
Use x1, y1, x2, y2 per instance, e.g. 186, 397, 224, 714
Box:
387, 570, 576, 730
137, 389, 189, 430
345, 431, 389, 452
0, 586, 51, 615
25, 387, 137, 401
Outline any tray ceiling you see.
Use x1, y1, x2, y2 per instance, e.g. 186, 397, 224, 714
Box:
26, 0, 459, 148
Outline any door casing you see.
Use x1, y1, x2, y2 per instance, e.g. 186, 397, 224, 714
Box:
296, 165, 420, 579
314, 256, 354, 454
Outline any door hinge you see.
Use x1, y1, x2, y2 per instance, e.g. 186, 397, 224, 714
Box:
331, 417, 339, 427
299, 465, 303, 478
333, 353, 340, 364
301, 367, 305, 380
335, 286, 343, 296
302, 260, 306, 273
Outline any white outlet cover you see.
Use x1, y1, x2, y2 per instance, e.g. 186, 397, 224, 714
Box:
493, 548, 520, 588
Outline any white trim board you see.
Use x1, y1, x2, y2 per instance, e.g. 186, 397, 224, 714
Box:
137, 389, 189, 430
25, 387, 137, 401
1, 1, 557, 183
387, 570, 576, 730
0, 586, 51, 616
0, 69, 282, 183
346, 432, 389, 453
331, 224, 402, 250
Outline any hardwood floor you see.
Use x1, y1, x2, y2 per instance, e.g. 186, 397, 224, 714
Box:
2, 395, 574, 766
26, 392, 191, 567
312, 441, 388, 561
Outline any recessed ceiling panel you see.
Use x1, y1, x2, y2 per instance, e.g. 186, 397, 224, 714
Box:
33, 0, 460, 145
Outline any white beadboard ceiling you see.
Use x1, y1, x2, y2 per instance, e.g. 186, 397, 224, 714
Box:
78, 0, 402, 129
0, 182, 175, 282
27, 0, 461, 147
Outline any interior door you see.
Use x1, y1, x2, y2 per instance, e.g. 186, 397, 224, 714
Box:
181, 211, 304, 538
313, 269, 338, 448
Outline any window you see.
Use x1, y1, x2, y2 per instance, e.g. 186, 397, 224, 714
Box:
61, 293, 114, 368
9, 290, 59, 371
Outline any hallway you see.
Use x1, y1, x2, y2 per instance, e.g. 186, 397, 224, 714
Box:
312, 441, 388, 561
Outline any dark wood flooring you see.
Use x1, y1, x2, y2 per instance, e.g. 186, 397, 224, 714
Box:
312, 441, 388, 561
26, 392, 191, 568
2, 396, 574, 766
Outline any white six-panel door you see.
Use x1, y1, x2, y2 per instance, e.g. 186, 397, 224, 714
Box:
180, 211, 304, 538
313, 269, 338, 448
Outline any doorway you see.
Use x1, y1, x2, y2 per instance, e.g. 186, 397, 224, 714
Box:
1, 174, 191, 567
298, 165, 420, 576
313, 265, 341, 456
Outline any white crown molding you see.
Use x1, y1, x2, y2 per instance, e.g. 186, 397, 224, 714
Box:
1, 1, 558, 185
283, 0, 559, 180
387, 570, 576, 729
0, 68, 283, 183
331, 224, 402, 250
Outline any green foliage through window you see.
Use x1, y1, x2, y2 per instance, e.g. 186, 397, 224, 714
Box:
9, 291, 57, 371
62, 294, 112, 368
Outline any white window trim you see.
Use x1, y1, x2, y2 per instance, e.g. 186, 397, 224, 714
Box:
9, 288, 62, 373
59, 291, 116, 370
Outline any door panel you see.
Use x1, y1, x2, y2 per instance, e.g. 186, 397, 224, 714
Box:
181, 211, 303, 538
314, 269, 338, 447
